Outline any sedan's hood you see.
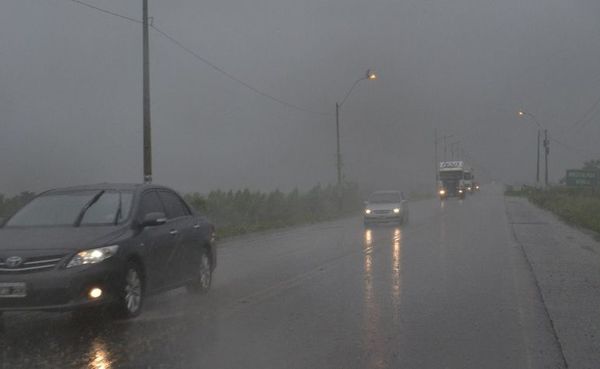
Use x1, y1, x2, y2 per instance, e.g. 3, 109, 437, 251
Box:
0, 226, 130, 252
366, 202, 402, 211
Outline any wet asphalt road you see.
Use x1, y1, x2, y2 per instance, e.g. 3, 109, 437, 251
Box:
0, 185, 566, 369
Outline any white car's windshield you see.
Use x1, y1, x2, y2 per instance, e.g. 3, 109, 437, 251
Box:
368, 192, 401, 203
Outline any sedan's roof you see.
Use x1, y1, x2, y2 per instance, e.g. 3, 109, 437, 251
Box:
41, 183, 172, 194
371, 190, 401, 194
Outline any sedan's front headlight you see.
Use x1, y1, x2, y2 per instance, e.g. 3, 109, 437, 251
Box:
66, 245, 119, 268
365, 209, 372, 214
393, 208, 400, 214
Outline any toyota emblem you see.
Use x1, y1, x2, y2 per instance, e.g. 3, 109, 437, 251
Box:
5, 256, 24, 268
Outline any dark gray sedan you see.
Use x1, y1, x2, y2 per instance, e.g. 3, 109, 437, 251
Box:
0, 183, 216, 319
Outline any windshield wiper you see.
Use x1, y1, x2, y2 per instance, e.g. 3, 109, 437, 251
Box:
74, 190, 105, 227
113, 191, 122, 225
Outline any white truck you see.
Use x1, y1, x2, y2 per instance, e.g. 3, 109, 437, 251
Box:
438, 161, 468, 200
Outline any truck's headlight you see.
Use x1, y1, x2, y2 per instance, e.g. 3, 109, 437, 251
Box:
66, 245, 119, 268
365, 209, 372, 214
393, 208, 400, 214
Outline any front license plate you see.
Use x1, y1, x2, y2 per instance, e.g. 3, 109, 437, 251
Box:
0, 282, 27, 298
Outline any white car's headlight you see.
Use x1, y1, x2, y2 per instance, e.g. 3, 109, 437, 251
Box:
393, 208, 400, 214
66, 245, 119, 268
365, 209, 372, 214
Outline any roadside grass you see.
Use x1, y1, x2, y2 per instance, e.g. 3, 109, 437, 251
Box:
408, 191, 435, 201
185, 183, 362, 238
506, 185, 600, 234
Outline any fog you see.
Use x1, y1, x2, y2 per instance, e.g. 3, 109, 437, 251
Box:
1, 0, 600, 195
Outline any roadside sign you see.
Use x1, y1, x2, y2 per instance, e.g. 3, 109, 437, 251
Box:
439, 161, 463, 169
565, 169, 598, 187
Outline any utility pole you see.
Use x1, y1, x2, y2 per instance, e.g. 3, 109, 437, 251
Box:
536, 130, 540, 187
450, 141, 460, 161
335, 102, 341, 188
142, 0, 152, 183
544, 129, 549, 187
443, 135, 448, 160
434, 129, 439, 187
441, 134, 453, 161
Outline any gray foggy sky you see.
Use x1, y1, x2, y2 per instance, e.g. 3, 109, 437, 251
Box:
1, 0, 600, 195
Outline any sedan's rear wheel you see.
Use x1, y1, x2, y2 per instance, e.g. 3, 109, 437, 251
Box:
114, 262, 144, 319
187, 249, 212, 294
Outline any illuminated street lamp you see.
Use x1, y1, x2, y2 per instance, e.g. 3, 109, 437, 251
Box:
518, 110, 548, 187
335, 70, 377, 188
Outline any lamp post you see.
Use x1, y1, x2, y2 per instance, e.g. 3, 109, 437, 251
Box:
142, 0, 152, 183
335, 69, 377, 188
518, 111, 548, 187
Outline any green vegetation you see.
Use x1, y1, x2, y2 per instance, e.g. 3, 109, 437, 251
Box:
525, 187, 600, 233
504, 185, 531, 197
185, 183, 362, 238
0, 185, 362, 237
0, 192, 36, 220
408, 191, 435, 201
505, 158, 600, 234
506, 184, 600, 234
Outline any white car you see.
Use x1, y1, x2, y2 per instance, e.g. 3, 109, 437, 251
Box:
364, 191, 408, 226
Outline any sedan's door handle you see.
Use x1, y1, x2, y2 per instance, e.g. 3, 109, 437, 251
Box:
169, 229, 179, 236
193, 224, 201, 229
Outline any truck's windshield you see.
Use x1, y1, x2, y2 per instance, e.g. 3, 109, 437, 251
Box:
440, 171, 463, 180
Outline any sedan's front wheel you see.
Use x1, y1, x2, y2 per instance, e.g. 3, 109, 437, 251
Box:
114, 262, 144, 319
187, 249, 212, 294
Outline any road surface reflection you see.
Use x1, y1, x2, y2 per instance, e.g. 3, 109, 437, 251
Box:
88, 338, 113, 369
362, 226, 404, 368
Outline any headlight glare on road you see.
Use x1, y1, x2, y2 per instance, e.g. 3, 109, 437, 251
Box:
365, 209, 372, 214
393, 208, 400, 214
67, 245, 119, 268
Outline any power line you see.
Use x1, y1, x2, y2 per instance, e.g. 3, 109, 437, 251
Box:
559, 93, 600, 133
548, 135, 600, 159
150, 25, 331, 116
65, 0, 141, 23
62, 0, 331, 116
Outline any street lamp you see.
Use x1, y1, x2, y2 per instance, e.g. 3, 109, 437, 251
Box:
518, 110, 549, 187
335, 69, 377, 188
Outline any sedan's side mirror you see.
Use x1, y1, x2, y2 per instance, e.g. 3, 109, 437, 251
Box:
141, 212, 167, 227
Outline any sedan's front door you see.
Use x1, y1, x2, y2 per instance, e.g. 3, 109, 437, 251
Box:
136, 190, 179, 291
157, 190, 199, 284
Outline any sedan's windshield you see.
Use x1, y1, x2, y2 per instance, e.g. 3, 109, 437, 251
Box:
368, 192, 401, 203
4, 190, 133, 227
